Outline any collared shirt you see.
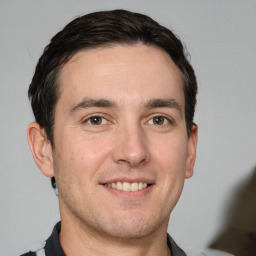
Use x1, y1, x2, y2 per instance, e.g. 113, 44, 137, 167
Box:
21, 222, 187, 256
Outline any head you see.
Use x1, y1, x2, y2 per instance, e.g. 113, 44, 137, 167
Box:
28, 9, 197, 146
27, 9, 198, 242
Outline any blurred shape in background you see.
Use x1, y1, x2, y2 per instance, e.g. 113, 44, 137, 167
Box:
210, 167, 256, 256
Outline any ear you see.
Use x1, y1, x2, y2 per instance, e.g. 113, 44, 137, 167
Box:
185, 124, 198, 179
27, 122, 54, 177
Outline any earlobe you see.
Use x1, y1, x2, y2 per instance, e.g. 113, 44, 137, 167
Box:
27, 122, 54, 177
185, 124, 198, 179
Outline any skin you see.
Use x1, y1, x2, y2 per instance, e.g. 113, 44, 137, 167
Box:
28, 44, 197, 256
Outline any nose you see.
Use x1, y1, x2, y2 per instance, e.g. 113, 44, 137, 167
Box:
112, 123, 150, 167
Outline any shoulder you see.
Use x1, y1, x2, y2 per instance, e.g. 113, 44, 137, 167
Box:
19, 252, 36, 256
167, 233, 187, 256
19, 241, 46, 256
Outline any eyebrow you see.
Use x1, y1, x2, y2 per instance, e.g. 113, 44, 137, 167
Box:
69, 97, 182, 116
144, 98, 182, 116
69, 98, 117, 114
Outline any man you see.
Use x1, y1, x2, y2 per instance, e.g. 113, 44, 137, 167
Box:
23, 9, 198, 256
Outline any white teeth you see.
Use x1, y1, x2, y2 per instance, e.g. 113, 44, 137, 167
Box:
123, 182, 130, 191
138, 182, 143, 190
116, 182, 122, 190
131, 182, 139, 192
105, 182, 148, 192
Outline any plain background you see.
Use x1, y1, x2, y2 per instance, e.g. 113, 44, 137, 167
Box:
0, 1, 255, 255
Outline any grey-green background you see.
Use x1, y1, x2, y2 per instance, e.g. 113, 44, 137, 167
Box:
1, 1, 256, 255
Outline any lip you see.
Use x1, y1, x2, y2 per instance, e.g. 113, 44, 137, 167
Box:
101, 183, 154, 200
99, 177, 155, 200
100, 176, 155, 185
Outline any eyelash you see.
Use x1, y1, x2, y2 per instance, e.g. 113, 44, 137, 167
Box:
147, 115, 173, 126
84, 116, 108, 125
83, 115, 172, 126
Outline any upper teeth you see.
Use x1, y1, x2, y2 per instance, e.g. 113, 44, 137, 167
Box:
105, 182, 148, 192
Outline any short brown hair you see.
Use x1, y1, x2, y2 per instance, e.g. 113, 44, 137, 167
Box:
28, 9, 197, 145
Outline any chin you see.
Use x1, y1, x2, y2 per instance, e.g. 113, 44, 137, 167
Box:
98, 214, 162, 240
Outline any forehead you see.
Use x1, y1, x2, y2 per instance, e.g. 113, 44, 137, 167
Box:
57, 44, 184, 107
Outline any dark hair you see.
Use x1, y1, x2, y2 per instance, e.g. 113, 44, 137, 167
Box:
28, 9, 197, 145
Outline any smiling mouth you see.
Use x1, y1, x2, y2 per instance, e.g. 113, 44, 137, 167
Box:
104, 181, 150, 192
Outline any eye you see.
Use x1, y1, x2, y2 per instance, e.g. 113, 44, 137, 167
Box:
86, 116, 107, 125
148, 116, 170, 125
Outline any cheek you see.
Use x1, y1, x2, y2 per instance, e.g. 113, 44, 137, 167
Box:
151, 134, 188, 171
53, 134, 110, 205
151, 135, 188, 198
54, 132, 113, 179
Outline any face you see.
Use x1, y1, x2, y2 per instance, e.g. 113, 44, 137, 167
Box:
47, 44, 197, 239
